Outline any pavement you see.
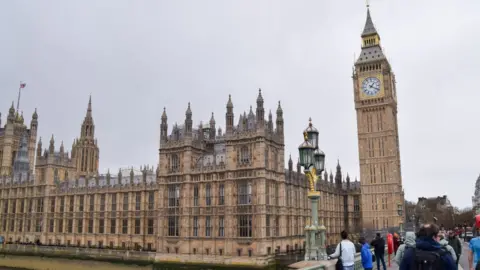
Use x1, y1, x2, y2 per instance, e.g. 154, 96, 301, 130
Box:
459, 238, 470, 270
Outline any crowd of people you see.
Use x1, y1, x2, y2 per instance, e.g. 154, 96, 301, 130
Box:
327, 223, 480, 270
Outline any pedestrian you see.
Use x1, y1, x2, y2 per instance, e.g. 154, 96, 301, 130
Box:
370, 232, 387, 270
399, 223, 456, 270
359, 237, 373, 270
394, 231, 416, 265
328, 230, 356, 270
393, 233, 400, 254
447, 230, 462, 266
469, 227, 480, 270
438, 232, 457, 261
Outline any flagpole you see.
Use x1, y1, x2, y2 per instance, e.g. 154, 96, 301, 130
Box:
16, 83, 21, 113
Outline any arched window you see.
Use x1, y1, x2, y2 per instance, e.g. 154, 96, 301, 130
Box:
240, 146, 250, 164
171, 154, 179, 170
54, 169, 59, 184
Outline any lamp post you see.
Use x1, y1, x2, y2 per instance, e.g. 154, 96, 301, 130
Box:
397, 203, 404, 236
298, 118, 326, 261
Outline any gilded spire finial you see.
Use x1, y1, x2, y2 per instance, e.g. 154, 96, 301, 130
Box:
309, 117, 312, 127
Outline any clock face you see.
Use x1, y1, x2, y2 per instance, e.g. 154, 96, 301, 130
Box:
362, 77, 381, 96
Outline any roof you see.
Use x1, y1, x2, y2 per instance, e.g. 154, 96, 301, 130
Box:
362, 8, 378, 37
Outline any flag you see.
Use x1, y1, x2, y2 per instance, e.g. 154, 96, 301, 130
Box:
20, 82, 26, 88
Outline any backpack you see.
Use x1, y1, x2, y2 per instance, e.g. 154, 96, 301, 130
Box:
411, 247, 448, 270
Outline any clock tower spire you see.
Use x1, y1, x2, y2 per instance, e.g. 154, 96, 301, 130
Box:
353, 6, 404, 231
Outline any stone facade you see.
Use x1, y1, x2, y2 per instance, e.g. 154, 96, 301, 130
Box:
0, 91, 361, 265
0, 103, 37, 177
353, 8, 405, 230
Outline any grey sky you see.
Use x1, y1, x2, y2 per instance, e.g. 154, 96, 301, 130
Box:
1, 0, 479, 208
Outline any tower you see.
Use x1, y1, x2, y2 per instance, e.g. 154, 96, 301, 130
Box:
353, 6, 404, 230
73, 96, 99, 177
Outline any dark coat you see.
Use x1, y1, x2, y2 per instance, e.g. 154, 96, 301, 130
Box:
447, 235, 462, 256
399, 237, 456, 270
370, 236, 385, 255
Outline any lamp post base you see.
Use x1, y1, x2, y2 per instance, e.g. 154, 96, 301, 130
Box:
304, 193, 327, 261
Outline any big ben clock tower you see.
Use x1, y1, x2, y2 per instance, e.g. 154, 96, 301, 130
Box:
353, 6, 405, 230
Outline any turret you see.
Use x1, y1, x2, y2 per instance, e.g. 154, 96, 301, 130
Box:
185, 102, 192, 137
276, 101, 284, 136
346, 173, 351, 189
37, 137, 42, 157
209, 112, 216, 140
335, 160, 342, 189
329, 170, 334, 184
256, 89, 265, 129
106, 169, 111, 186
268, 110, 273, 132
60, 141, 64, 154
7, 102, 15, 123
324, 170, 328, 182
288, 154, 293, 172
49, 135, 55, 154
226, 95, 234, 135
160, 107, 168, 143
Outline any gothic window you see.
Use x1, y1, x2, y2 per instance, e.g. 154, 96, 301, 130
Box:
238, 146, 250, 165
265, 182, 270, 205
100, 194, 105, 211
54, 169, 59, 184
238, 215, 252, 237
202, 216, 211, 237
218, 184, 225, 205
193, 184, 199, 206
122, 219, 128, 234
218, 216, 225, 237
89, 195, 94, 212
193, 216, 198, 237
135, 192, 141, 211
147, 219, 154, 235
135, 218, 141, 234
123, 193, 129, 211
168, 216, 179, 236
50, 198, 55, 213
237, 181, 252, 205
206, 184, 212, 206
275, 217, 280, 236
266, 215, 271, 237
111, 194, 116, 211
171, 154, 180, 171
168, 185, 180, 207
148, 191, 154, 210
64, 170, 68, 181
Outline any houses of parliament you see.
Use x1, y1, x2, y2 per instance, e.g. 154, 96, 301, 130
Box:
0, 6, 403, 265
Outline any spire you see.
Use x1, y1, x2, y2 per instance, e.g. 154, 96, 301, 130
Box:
49, 134, 55, 154
60, 141, 64, 153
361, 7, 378, 37
87, 95, 92, 117
161, 107, 167, 121
37, 137, 42, 157
186, 102, 192, 116
227, 94, 233, 109
288, 154, 293, 171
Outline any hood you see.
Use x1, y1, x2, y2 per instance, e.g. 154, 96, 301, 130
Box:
405, 232, 416, 247
439, 239, 449, 246
416, 237, 443, 251
362, 243, 371, 249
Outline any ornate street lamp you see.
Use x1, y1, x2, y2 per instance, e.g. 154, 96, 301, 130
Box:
411, 214, 416, 232
298, 118, 327, 261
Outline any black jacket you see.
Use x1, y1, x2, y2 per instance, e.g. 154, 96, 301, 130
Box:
371, 237, 385, 254
448, 236, 462, 255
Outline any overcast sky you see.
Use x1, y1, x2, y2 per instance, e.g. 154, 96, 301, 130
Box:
1, 0, 479, 208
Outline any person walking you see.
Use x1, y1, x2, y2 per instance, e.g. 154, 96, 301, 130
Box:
394, 231, 416, 265
328, 230, 356, 270
438, 232, 457, 262
370, 233, 387, 270
359, 237, 373, 270
447, 230, 462, 266
400, 223, 456, 270
469, 227, 480, 270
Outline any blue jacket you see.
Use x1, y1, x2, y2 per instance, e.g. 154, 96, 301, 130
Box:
399, 237, 456, 270
360, 243, 373, 269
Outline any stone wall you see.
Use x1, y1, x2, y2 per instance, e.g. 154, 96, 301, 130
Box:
0, 244, 273, 268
